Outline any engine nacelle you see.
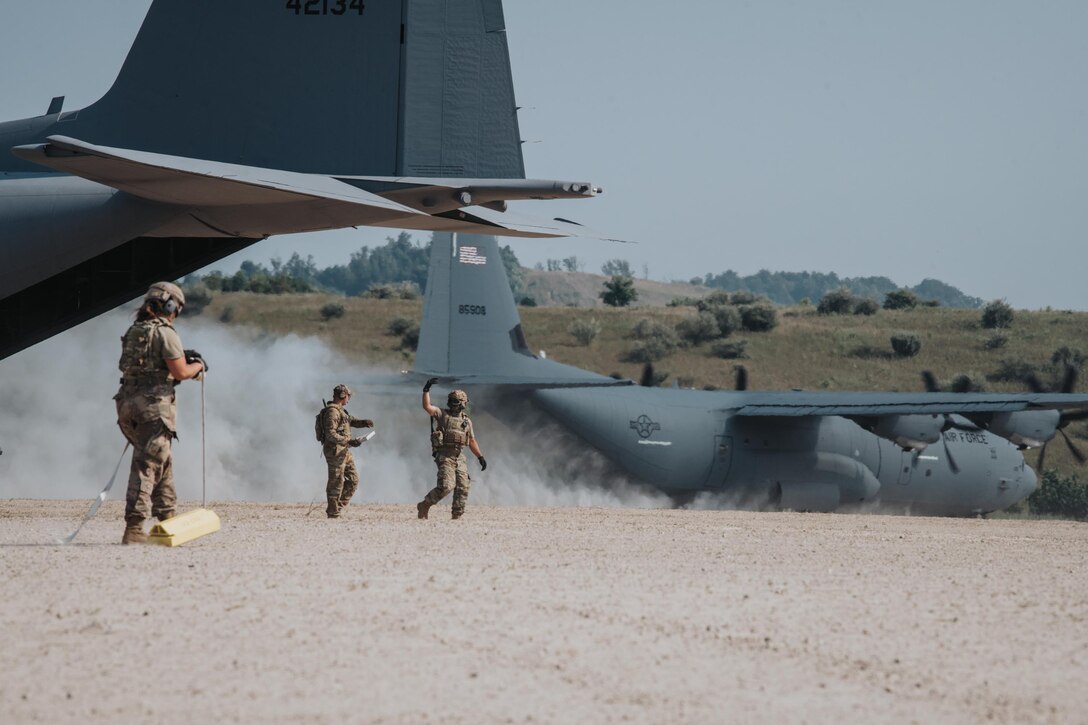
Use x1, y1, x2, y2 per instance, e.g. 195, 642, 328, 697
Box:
764, 452, 881, 512
772, 481, 840, 512
865, 414, 945, 451
984, 410, 1060, 448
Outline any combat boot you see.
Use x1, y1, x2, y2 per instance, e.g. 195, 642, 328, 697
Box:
122, 525, 148, 545
417, 500, 431, 519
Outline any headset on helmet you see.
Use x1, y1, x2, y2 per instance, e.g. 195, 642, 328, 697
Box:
145, 282, 185, 315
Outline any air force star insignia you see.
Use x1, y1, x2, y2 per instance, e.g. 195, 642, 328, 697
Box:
630, 414, 661, 439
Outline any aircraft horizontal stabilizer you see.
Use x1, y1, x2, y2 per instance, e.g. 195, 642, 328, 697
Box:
12, 136, 427, 216
12, 136, 623, 241
417, 205, 631, 243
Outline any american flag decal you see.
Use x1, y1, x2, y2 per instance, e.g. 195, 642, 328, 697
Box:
458, 245, 487, 265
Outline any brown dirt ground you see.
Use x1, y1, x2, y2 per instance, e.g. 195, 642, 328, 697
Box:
1, 500, 1085, 724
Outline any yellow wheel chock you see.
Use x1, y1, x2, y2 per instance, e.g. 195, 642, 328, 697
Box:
148, 508, 220, 547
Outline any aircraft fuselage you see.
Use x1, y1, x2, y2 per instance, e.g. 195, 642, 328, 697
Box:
532, 386, 1035, 515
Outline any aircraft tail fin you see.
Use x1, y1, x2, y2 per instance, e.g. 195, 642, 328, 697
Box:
414, 233, 622, 388
33, 0, 524, 178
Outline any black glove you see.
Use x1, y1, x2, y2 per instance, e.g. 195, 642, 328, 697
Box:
477, 456, 487, 471
184, 349, 208, 372
348, 438, 363, 448
361, 419, 375, 428
423, 377, 439, 392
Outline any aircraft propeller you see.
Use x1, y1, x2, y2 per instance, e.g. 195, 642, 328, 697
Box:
639, 363, 656, 387
920, 370, 981, 474
1021, 365, 1088, 470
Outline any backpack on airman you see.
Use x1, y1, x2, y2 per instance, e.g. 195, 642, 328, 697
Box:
315, 401, 332, 444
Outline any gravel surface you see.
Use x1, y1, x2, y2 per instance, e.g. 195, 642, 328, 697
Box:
1, 500, 1085, 724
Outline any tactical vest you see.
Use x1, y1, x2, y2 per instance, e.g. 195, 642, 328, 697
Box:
318, 403, 350, 447
433, 411, 471, 456
117, 319, 173, 395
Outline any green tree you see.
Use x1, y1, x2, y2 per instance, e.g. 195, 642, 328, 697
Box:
600, 276, 638, 307
883, 288, 919, 310
981, 299, 1014, 329
817, 288, 855, 315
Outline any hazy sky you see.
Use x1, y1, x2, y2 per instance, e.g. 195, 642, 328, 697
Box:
2, 1, 1085, 309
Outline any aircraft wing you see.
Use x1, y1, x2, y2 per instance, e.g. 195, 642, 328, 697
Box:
11, 135, 428, 215
727, 391, 1088, 417
406, 373, 635, 389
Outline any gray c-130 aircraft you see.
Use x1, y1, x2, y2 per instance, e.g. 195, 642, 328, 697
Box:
413, 232, 1088, 516
0, 0, 608, 359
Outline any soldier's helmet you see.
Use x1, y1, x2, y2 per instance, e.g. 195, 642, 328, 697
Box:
333, 383, 354, 399
145, 281, 186, 313
447, 390, 468, 409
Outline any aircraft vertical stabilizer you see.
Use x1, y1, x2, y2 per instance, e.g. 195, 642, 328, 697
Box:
3, 0, 525, 179
414, 233, 620, 387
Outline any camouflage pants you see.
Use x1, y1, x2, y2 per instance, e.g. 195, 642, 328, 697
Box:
423, 453, 471, 516
116, 397, 176, 525
324, 446, 359, 517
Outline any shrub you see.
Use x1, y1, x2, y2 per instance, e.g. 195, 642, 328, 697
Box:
630, 318, 675, 342
981, 299, 1014, 329
320, 302, 346, 321
630, 318, 654, 339
676, 312, 721, 345
817, 288, 855, 315
400, 322, 421, 351
1028, 471, 1088, 520
387, 317, 414, 336
667, 296, 699, 308
883, 288, 919, 310
519, 296, 537, 307
948, 374, 985, 393
712, 306, 742, 337
983, 334, 1008, 350
890, 333, 921, 358
622, 337, 676, 363
740, 304, 778, 332
218, 305, 235, 324
987, 358, 1040, 384
600, 275, 638, 307
361, 281, 420, 299
729, 291, 758, 305
853, 298, 880, 316
710, 340, 749, 359
568, 318, 601, 346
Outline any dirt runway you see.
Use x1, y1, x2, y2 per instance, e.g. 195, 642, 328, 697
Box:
1, 500, 1085, 723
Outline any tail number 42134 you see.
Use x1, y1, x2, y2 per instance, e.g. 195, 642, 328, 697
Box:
286, 0, 365, 15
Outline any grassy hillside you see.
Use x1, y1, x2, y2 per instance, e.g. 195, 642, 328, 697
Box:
198, 292, 1088, 478
521, 269, 711, 307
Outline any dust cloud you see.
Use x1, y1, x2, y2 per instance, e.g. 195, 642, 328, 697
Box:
0, 309, 669, 509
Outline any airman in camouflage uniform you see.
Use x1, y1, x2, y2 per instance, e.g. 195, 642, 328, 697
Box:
114, 282, 207, 545
319, 384, 374, 518
417, 379, 487, 520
